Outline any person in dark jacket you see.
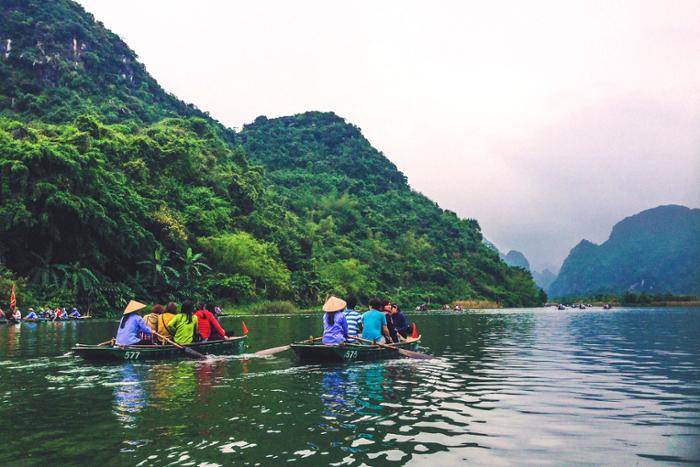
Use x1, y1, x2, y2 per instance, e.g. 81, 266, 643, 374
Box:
389, 304, 410, 341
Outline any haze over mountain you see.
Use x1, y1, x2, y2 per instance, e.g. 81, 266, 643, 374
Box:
0, 0, 543, 310
548, 205, 700, 298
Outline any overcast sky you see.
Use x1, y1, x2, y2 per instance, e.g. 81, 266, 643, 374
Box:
78, 0, 700, 272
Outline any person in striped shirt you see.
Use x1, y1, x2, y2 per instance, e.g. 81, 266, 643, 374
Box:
343, 297, 362, 342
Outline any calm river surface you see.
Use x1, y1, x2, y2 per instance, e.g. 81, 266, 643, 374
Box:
0, 307, 698, 466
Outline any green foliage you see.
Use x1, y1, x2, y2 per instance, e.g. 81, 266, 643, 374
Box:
318, 259, 376, 301
240, 112, 544, 307
241, 300, 299, 315
199, 232, 292, 297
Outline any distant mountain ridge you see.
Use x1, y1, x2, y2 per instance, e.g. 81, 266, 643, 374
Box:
500, 250, 530, 271
498, 249, 558, 291
549, 205, 700, 297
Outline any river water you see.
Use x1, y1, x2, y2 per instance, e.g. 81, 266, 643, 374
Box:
0, 307, 698, 466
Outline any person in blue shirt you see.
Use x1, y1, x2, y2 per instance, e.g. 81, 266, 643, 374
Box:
115, 300, 153, 346
24, 308, 38, 320
343, 297, 362, 343
69, 308, 81, 318
361, 298, 390, 343
322, 296, 348, 345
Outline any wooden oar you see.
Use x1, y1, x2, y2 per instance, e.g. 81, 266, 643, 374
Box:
354, 336, 433, 360
255, 336, 323, 356
97, 338, 115, 346
152, 331, 206, 360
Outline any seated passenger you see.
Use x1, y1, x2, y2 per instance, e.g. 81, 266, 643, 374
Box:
166, 300, 199, 345
115, 300, 153, 346
157, 302, 178, 339
361, 298, 390, 344
390, 304, 410, 341
24, 308, 38, 320
343, 297, 362, 342
143, 304, 163, 332
69, 308, 81, 318
12, 308, 22, 321
195, 303, 228, 342
322, 296, 348, 345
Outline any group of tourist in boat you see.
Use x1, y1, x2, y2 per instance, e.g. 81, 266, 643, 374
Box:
0, 306, 82, 322
115, 300, 231, 346
321, 296, 413, 345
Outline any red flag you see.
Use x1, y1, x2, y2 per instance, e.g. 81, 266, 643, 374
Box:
411, 322, 418, 339
242, 320, 248, 335
9, 284, 16, 311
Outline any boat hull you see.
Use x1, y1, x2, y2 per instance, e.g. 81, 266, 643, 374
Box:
290, 338, 421, 362
72, 336, 248, 361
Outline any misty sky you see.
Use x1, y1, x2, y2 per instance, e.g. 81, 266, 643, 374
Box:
78, 0, 700, 271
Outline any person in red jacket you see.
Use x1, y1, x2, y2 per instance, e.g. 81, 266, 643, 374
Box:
194, 302, 229, 342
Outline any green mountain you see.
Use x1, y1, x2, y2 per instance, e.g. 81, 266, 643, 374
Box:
549, 205, 700, 298
500, 250, 530, 271
0, 0, 544, 312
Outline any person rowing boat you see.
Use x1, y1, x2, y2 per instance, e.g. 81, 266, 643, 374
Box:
321, 296, 349, 345
115, 300, 153, 346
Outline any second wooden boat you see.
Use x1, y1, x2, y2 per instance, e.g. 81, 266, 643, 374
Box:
290, 337, 421, 362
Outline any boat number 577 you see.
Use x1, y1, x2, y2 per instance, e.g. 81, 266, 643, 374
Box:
124, 351, 140, 360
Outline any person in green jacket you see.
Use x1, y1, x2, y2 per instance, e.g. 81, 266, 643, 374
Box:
166, 300, 199, 345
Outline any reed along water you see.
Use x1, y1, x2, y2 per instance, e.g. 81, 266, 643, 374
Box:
0, 307, 698, 465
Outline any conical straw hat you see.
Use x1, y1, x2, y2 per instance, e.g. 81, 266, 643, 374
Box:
322, 296, 347, 312
123, 300, 147, 315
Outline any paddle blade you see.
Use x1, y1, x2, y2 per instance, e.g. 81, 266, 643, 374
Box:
255, 345, 290, 356
242, 320, 249, 335
398, 348, 433, 360
411, 323, 418, 339
183, 346, 207, 360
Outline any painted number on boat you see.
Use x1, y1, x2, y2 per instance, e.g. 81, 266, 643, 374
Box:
344, 350, 358, 360
124, 351, 140, 360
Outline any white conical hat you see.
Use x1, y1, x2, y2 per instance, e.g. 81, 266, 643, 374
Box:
322, 296, 347, 312
123, 300, 147, 315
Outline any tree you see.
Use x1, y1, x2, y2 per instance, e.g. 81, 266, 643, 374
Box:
178, 247, 211, 285
138, 247, 180, 289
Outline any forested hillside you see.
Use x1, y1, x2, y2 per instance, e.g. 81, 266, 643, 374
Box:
0, 0, 544, 313
549, 205, 700, 298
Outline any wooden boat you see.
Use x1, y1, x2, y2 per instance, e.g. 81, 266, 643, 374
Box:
290, 336, 421, 362
72, 336, 248, 361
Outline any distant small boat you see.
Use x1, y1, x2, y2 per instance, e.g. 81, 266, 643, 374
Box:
557, 304, 566, 310
603, 304, 612, 310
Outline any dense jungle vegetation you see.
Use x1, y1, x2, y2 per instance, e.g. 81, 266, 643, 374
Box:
0, 0, 544, 314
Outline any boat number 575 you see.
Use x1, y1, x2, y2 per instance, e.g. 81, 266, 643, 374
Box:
124, 351, 140, 360
344, 350, 358, 360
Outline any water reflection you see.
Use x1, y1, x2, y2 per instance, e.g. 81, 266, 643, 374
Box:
0, 309, 698, 465
112, 364, 147, 429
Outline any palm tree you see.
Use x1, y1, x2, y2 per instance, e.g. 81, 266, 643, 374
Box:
138, 247, 180, 288
178, 247, 211, 285
56, 262, 100, 296
28, 252, 63, 288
